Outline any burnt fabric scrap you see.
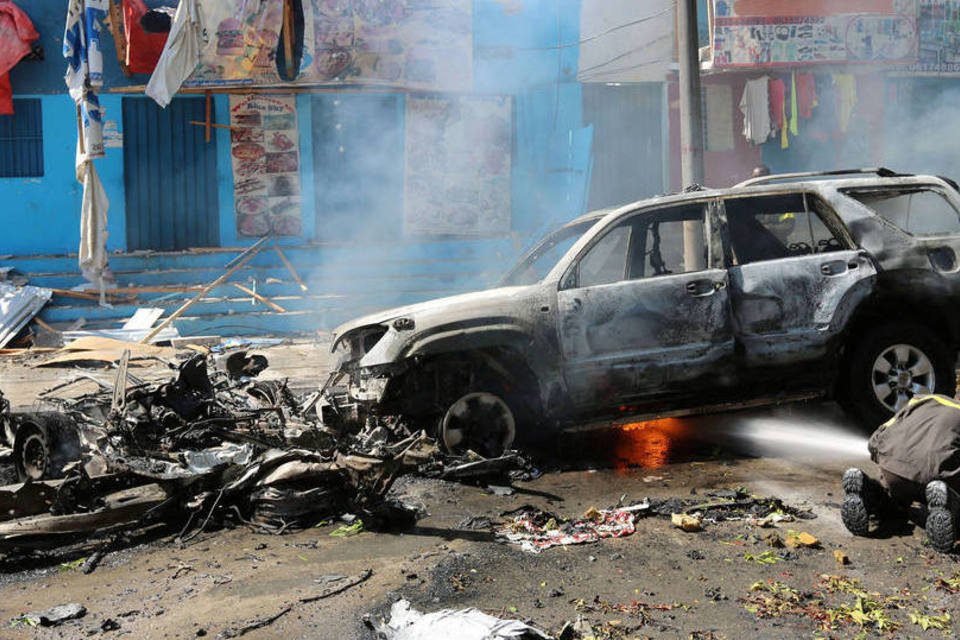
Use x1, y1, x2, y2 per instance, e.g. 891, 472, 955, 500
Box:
496, 505, 643, 553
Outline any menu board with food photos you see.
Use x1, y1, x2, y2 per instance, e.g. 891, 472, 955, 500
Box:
404, 95, 512, 236
229, 95, 302, 237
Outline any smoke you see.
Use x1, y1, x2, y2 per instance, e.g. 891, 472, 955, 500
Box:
762, 75, 960, 181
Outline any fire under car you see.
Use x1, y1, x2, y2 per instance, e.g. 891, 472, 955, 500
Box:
321, 169, 960, 457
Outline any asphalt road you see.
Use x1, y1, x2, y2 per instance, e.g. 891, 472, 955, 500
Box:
0, 341, 958, 639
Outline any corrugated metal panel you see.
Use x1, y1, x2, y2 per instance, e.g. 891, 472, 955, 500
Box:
122, 97, 220, 250
0, 99, 43, 178
583, 84, 663, 210
0, 283, 51, 347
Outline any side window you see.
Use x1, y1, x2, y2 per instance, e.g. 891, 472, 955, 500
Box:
843, 187, 960, 237
577, 224, 632, 287
631, 204, 707, 278
724, 193, 845, 266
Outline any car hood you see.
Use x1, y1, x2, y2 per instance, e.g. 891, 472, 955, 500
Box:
332, 285, 537, 341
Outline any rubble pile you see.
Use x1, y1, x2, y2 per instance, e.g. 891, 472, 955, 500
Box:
0, 350, 523, 552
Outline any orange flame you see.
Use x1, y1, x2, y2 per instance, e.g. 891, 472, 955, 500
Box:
612, 418, 687, 472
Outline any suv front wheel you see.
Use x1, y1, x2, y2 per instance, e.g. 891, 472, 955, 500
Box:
841, 323, 957, 429
439, 391, 517, 458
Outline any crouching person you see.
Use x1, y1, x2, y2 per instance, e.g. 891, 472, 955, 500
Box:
842, 394, 960, 552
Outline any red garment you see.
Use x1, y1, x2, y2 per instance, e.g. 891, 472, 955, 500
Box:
123, 0, 168, 74
0, 73, 12, 115
0, 1, 39, 114
768, 77, 786, 130
796, 73, 818, 119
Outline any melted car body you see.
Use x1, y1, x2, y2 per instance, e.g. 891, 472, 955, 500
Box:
323, 171, 960, 453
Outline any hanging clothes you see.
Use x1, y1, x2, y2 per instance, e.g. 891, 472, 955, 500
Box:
768, 77, 788, 149
145, 0, 203, 108
65, 0, 110, 293
789, 72, 799, 136
833, 74, 858, 134
796, 73, 818, 119
0, 1, 39, 115
77, 146, 110, 292
64, 0, 108, 159
739, 76, 772, 145
123, 0, 168, 74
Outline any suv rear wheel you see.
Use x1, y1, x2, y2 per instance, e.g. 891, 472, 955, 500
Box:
841, 323, 957, 429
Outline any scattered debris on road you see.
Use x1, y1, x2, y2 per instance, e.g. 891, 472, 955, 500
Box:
369, 598, 551, 640
0, 346, 535, 555
12, 603, 87, 628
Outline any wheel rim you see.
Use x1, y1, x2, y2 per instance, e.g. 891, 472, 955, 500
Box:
871, 344, 936, 413
20, 433, 49, 480
441, 392, 516, 458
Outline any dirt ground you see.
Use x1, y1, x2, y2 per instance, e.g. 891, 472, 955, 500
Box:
1, 340, 959, 640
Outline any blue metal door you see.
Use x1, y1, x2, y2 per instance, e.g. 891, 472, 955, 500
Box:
122, 97, 219, 250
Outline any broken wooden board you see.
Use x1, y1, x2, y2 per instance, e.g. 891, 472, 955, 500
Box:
33, 337, 175, 367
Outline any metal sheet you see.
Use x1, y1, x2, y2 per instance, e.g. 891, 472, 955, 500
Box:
121, 97, 220, 251
0, 283, 52, 348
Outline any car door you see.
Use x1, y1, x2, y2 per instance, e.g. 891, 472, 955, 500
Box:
557, 201, 735, 409
722, 192, 878, 366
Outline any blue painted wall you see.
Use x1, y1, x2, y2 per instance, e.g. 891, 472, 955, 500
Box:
1, 0, 589, 266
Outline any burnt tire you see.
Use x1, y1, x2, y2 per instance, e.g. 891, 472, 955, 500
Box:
439, 391, 517, 458
839, 323, 956, 430
13, 415, 81, 481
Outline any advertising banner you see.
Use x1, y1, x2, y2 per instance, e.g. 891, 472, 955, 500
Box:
299, 0, 472, 91
910, 0, 960, 72
712, 0, 918, 67
186, 0, 284, 87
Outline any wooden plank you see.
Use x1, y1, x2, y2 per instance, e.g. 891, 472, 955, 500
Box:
282, 0, 296, 80
189, 120, 240, 131
204, 91, 212, 143
105, 0, 131, 77
32, 317, 57, 333
232, 283, 287, 313
275, 247, 308, 292
139, 239, 271, 344
61, 336, 170, 355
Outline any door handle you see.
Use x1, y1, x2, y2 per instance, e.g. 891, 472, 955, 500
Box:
570, 297, 582, 312
686, 279, 721, 297
820, 260, 848, 276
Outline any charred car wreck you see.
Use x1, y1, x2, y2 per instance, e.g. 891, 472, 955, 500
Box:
323, 169, 960, 455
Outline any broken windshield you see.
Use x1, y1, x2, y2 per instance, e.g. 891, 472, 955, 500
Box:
501, 219, 600, 286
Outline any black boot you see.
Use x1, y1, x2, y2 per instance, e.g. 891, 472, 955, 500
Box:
841, 468, 877, 537
924, 480, 958, 553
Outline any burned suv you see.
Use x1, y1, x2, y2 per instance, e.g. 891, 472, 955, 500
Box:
322, 170, 960, 456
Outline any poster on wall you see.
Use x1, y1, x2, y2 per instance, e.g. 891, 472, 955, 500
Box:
185, 0, 284, 87
298, 0, 472, 91
229, 95, 302, 237
404, 95, 512, 236
712, 0, 918, 67
910, 0, 960, 72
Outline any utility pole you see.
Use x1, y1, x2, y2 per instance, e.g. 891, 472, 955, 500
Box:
678, 0, 706, 271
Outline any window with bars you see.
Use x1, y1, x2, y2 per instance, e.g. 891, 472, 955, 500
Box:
0, 99, 43, 178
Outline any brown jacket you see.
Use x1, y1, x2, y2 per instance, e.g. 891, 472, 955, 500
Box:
868, 395, 960, 485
